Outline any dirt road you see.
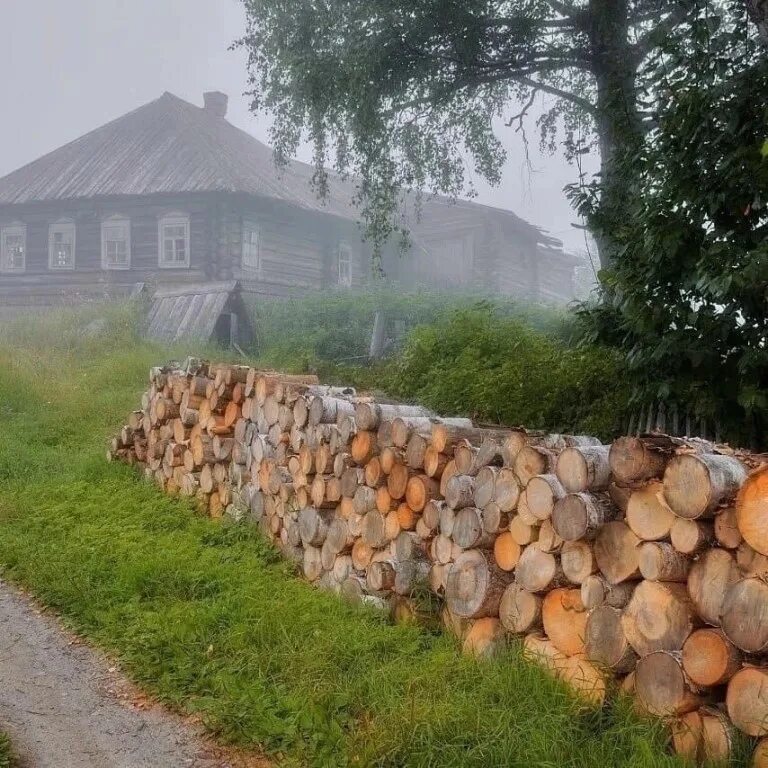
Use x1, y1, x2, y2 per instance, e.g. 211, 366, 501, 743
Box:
0, 580, 265, 768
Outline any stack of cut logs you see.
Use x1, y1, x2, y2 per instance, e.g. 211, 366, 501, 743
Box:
110, 359, 768, 766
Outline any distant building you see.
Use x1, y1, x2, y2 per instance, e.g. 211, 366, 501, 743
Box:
0, 91, 578, 317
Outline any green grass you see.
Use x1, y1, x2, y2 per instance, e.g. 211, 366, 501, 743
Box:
0, 304, 683, 767
0, 733, 14, 768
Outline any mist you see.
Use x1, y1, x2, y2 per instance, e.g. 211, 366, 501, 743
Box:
0, 0, 597, 254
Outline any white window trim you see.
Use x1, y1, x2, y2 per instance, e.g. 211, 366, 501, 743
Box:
337, 241, 352, 287
241, 222, 261, 274
48, 218, 76, 270
0, 223, 26, 273
158, 212, 191, 268
101, 215, 132, 270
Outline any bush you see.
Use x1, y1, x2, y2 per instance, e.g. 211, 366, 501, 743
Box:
383, 308, 629, 439
247, 287, 572, 367
569, 9, 767, 448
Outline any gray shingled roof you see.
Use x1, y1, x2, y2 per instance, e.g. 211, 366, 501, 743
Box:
0, 92, 358, 218
0, 91, 560, 247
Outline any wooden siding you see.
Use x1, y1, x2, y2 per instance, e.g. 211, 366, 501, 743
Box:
225, 195, 367, 292
0, 189, 577, 319
0, 193, 215, 312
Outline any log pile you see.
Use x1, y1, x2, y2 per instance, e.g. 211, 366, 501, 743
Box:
110, 359, 768, 765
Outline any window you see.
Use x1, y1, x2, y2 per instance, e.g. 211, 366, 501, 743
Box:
0, 224, 26, 272
242, 224, 260, 272
49, 219, 76, 269
337, 242, 352, 287
101, 216, 131, 270
158, 213, 190, 267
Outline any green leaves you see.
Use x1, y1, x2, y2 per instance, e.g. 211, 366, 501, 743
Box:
385, 307, 629, 439
572, 4, 768, 446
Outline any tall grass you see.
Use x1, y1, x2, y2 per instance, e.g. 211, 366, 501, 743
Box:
0, 305, 682, 766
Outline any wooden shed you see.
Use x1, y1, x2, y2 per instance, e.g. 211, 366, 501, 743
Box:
145, 281, 252, 347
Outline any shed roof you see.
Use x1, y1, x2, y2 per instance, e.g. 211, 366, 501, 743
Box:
145, 281, 245, 344
0, 92, 563, 249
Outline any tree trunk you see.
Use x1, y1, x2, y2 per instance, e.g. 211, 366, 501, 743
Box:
580, 574, 636, 610
551, 492, 614, 541
663, 453, 747, 520
462, 617, 506, 659
625, 481, 676, 541
588, 0, 645, 269
638, 541, 691, 582
525, 474, 565, 521
736, 464, 768, 556
556, 445, 611, 492
670, 518, 713, 555
452, 507, 494, 549
516, 542, 565, 593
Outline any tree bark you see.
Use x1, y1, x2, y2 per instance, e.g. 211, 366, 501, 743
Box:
587, 0, 645, 268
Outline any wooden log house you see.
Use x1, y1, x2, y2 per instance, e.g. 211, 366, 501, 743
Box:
0, 91, 580, 318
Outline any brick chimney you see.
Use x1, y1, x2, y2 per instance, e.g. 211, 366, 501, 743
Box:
203, 91, 228, 119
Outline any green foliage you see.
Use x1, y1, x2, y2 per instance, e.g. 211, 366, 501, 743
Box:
569, 2, 768, 446
383, 307, 628, 438
237, 0, 699, 261
248, 287, 572, 366
0, 307, 682, 767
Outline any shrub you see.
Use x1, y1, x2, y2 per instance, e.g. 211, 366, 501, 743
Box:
383, 308, 629, 439
247, 286, 572, 366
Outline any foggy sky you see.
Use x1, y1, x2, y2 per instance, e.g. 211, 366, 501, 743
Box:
0, 0, 598, 253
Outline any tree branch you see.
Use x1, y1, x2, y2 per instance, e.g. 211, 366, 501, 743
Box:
483, 15, 580, 29
506, 89, 538, 127
509, 74, 596, 113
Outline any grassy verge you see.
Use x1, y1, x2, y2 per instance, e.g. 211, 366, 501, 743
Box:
0, 733, 14, 768
0, 306, 680, 767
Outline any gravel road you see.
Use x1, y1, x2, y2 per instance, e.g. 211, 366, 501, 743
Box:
0, 581, 267, 768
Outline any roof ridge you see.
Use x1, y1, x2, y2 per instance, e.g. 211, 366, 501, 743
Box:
0, 91, 567, 250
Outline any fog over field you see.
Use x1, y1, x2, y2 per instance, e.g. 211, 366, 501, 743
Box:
0, 0, 597, 252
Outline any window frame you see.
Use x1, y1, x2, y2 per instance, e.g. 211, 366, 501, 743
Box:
157, 212, 191, 268
241, 222, 261, 274
48, 218, 76, 270
101, 215, 131, 270
0, 223, 26, 273
337, 241, 353, 287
